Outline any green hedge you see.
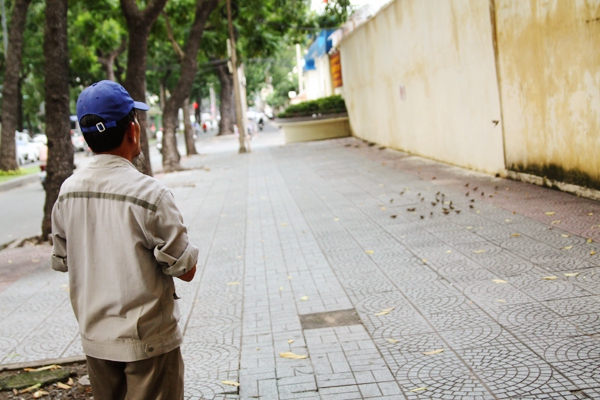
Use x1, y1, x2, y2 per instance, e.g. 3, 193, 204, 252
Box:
278, 95, 347, 118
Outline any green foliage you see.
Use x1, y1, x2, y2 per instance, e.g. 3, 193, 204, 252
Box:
313, 0, 354, 29
277, 95, 346, 118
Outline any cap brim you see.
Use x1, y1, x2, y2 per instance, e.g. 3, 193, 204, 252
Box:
133, 101, 150, 111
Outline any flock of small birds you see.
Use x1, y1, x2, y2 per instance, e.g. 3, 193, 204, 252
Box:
387, 182, 501, 220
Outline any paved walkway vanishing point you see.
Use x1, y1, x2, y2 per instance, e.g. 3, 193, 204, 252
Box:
1, 125, 600, 399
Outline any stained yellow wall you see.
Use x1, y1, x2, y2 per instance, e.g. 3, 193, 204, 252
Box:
496, 0, 600, 183
339, 0, 506, 174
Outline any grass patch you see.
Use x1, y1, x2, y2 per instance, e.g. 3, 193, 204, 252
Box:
0, 165, 39, 184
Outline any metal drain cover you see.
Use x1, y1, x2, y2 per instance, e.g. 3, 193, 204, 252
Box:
299, 309, 362, 330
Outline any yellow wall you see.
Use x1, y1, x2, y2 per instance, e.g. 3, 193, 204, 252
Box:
339, 0, 506, 174
496, 0, 600, 185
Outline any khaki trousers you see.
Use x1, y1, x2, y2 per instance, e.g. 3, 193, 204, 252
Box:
86, 347, 184, 400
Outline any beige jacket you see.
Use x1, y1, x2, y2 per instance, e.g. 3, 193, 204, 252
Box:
51, 155, 198, 362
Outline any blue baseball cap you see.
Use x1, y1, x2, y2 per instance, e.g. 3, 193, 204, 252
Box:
76, 80, 150, 133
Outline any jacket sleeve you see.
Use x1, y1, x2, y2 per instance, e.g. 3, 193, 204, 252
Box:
151, 190, 199, 277
51, 200, 68, 272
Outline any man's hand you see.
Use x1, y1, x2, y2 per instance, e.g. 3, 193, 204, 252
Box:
177, 265, 197, 282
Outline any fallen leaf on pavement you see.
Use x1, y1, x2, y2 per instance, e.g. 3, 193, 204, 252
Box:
288, 339, 294, 344
551, 220, 561, 224
279, 352, 307, 359
589, 213, 594, 216
587, 238, 593, 243
473, 250, 486, 254
446, 250, 452, 253
422, 348, 444, 356
19, 384, 41, 394
543, 276, 557, 280
57, 382, 71, 390
492, 279, 507, 284
388, 339, 398, 344
591, 251, 596, 256
411, 387, 427, 392
334, 218, 339, 221
564, 273, 579, 277
33, 390, 49, 399
221, 380, 240, 387
279, 287, 283, 291
287, 276, 292, 280
563, 246, 573, 250
67, 378, 73, 386
381, 207, 386, 211
505, 219, 512, 223
497, 299, 506, 303
375, 307, 394, 316
561, 234, 570, 238
300, 296, 308, 301
24, 365, 61, 372
422, 259, 427, 263
365, 250, 374, 254
281, 223, 288, 226
511, 233, 521, 237
545, 212, 555, 215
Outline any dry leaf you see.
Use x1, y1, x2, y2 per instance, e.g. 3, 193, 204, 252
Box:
497, 299, 506, 303
388, 339, 398, 344
473, 250, 486, 254
591, 250, 597, 256
287, 276, 293, 280
279, 352, 307, 359
511, 233, 521, 237
545, 211, 555, 215
422, 259, 427, 263
492, 279, 507, 284
279, 287, 283, 291
505, 219, 512, 223
281, 223, 288, 226
446, 250, 452, 253
564, 273, 579, 277
587, 238, 593, 243
466, 226, 473, 230
57, 382, 71, 390
543, 276, 557, 280
375, 307, 395, 316
227, 282, 240, 286
561, 234, 570, 238
563, 246, 573, 250
24, 365, 61, 372
410, 387, 427, 392
588, 212, 594, 216
67, 378, 73, 386
300, 296, 308, 301
33, 390, 49, 399
334, 218, 340, 221
19, 384, 41, 394
551, 220, 561, 225
365, 250, 374, 255
288, 339, 294, 344
381, 207, 387, 211
422, 348, 444, 356
221, 380, 240, 387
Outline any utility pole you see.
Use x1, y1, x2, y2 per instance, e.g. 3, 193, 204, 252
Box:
226, 0, 248, 154
295, 43, 304, 94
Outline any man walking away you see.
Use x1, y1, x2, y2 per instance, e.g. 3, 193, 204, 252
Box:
51, 80, 198, 400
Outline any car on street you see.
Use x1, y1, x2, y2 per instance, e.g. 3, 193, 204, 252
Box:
15, 131, 39, 165
71, 132, 87, 152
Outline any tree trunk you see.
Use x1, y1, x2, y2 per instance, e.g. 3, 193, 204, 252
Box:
183, 98, 197, 155
0, 0, 32, 171
41, 0, 73, 239
17, 76, 24, 132
215, 62, 235, 136
161, 0, 218, 172
120, 0, 169, 176
97, 39, 126, 82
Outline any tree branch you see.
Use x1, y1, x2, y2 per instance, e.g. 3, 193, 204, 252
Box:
162, 11, 185, 62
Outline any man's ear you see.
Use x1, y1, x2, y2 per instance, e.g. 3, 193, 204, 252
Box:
127, 121, 137, 144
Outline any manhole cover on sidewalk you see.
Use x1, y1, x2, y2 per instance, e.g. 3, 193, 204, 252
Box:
300, 309, 362, 330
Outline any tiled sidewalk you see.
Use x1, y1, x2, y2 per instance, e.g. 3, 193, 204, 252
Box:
1, 127, 599, 399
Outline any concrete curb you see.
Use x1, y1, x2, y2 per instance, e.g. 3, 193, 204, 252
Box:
0, 173, 39, 193
0, 355, 86, 372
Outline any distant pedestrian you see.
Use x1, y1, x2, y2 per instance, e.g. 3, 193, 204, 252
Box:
51, 80, 198, 400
